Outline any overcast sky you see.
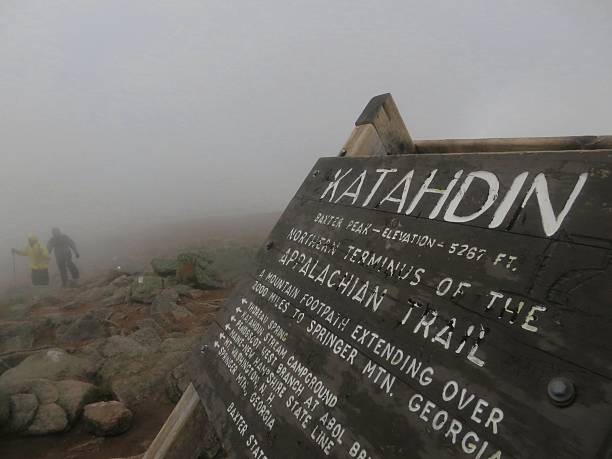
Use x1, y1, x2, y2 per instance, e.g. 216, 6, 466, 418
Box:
0, 0, 611, 253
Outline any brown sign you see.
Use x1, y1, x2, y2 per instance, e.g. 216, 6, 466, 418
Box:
189, 150, 612, 458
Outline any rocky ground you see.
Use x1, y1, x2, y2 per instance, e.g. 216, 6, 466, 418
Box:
0, 250, 248, 458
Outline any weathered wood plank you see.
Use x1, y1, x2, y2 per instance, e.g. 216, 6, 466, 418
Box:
351, 93, 416, 156
341, 124, 386, 157
415, 135, 612, 154
188, 150, 612, 458
143, 384, 216, 459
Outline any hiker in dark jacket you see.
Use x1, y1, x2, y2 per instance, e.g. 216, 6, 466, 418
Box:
47, 227, 80, 287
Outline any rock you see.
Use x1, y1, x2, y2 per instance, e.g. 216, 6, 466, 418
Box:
0, 322, 34, 354
1, 378, 59, 403
163, 277, 178, 288
61, 301, 82, 311
100, 287, 129, 307
151, 258, 178, 277
129, 328, 161, 350
135, 318, 165, 335
172, 305, 195, 320
135, 318, 157, 329
26, 402, 68, 435
160, 336, 199, 354
0, 348, 97, 388
56, 380, 103, 423
177, 247, 256, 289
91, 307, 114, 322
56, 313, 106, 343
0, 358, 10, 377
150, 288, 180, 315
110, 275, 132, 288
41, 314, 72, 328
173, 284, 192, 295
0, 348, 51, 376
29, 379, 60, 403
38, 295, 62, 305
173, 284, 205, 299
83, 401, 132, 436
106, 268, 130, 284
101, 336, 147, 358
165, 363, 191, 403
99, 348, 190, 407
80, 338, 106, 359
8, 393, 38, 432
0, 389, 9, 427
131, 275, 164, 304
75, 285, 114, 304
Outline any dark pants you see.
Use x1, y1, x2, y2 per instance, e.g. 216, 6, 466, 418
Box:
56, 256, 79, 286
31, 269, 49, 286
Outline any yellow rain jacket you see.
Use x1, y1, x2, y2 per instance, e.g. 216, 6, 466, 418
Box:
14, 235, 51, 270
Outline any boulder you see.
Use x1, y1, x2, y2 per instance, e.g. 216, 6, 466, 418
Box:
129, 328, 161, 350
131, 275, 164, 304
0, 389, 9, 427
101, 287, 129, 307
171, 305, 195, 321
110, 275, 132, 288
1, 378, 59, 403
0, 322, 34, 354
176, 247, 256, 289
38, 295, 62, 306
173, 284, 192, 296
86, 268, 131, 288
83, 401, 132, 436
0, 348, 51, 377
26, 402, 68, 435
165, 363, 191, 403
80, 338, 107, 360
135, 318, 165, 335
99, 349, 190, 407
56, 313, 106, 343
91, 307, 114, 322
0, 348, 97, 388
56, 380, 103, 422
173, 284, 205, 299
0, 358, 10, 377
8, 393, 38, 432
150, 288, 180, 315
75, 285, 114, 304
160, 336, 199, 354
151, 258, 178, 277
101, 336, 147, 358
41, 314, 72, 328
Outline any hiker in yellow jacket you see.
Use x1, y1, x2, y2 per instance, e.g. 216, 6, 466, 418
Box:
12, 234, 51, 286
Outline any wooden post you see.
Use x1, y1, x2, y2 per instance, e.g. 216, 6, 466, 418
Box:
341, 93, 415, 157
142, 384, 218, 459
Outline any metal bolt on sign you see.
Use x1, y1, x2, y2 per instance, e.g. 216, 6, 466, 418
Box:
547, 377, 576, 407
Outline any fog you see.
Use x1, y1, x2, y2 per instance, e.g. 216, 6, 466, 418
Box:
1, 0, 611, 285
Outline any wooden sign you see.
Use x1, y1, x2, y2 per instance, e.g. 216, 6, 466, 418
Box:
189, 150, 612, 458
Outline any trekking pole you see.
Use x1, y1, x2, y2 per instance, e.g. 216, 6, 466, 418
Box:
12, 251, 17, 285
